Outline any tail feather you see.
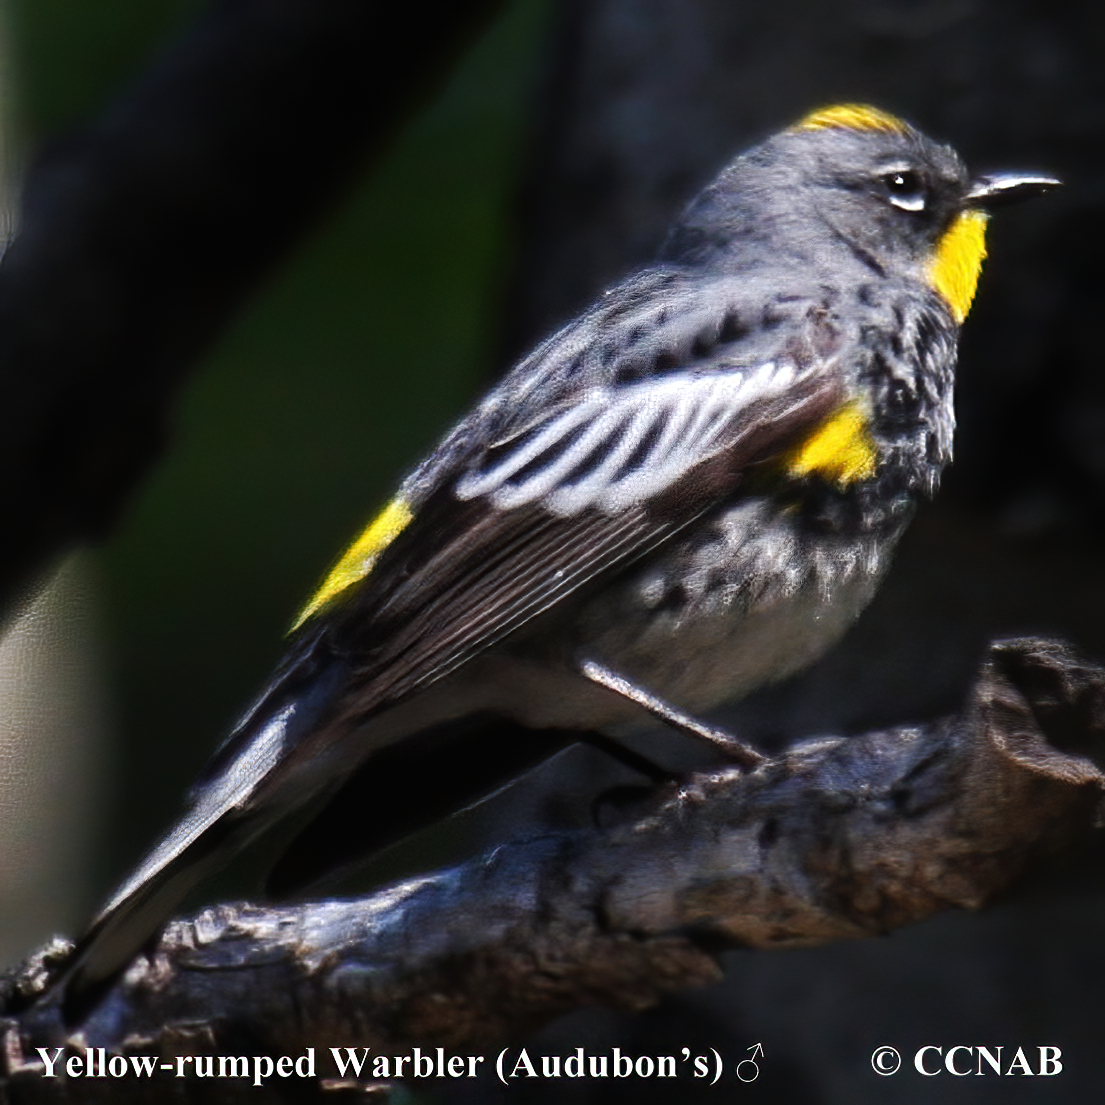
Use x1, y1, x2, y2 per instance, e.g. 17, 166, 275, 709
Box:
61, 813, 255, 1025
57, 658, 349, 1024
267, 715, 576, 896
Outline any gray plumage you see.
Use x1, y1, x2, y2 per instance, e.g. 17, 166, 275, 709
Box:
54, 109, 1057, 1024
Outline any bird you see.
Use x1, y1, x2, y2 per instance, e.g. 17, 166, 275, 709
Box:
56, 103, 1058, 1021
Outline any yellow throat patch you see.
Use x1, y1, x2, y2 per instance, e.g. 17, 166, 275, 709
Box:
794, 103, 989, 326
291, 496, 413, 631
794, 103, 908, 135
927, 209, 989, 324
783, 401, 878, 486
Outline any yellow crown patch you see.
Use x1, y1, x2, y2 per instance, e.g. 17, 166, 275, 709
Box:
794, 104, 908, 136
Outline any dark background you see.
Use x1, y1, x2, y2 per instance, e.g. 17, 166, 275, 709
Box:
6, 1, 1105, 1102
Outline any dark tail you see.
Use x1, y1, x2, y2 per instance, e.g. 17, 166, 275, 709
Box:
267, 714, 578, 896
60, 813, 257, 1026
57, 653, 350, 1025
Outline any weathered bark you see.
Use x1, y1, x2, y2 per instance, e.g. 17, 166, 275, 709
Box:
1, 637, 1101, 1102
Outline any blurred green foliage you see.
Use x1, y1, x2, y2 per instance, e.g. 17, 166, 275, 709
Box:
8, 0, 549, 883
8, 0, 201, 138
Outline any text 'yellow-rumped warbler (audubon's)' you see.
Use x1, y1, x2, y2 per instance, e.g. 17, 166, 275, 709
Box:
57, 104, 1058, 1022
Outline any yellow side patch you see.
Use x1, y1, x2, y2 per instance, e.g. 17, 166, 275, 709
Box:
784, 401, 877, 487
794, 103, 908, 135
290, 497, 413, 631
927, 209, 989, 324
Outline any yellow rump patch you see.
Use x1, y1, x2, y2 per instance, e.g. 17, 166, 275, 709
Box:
291, 497, 414, 631
784, 401, 877, 487
794, 104, 908, 135
927, 209, 989, 324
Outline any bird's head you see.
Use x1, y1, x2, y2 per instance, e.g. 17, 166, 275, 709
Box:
663, 103, 1059, 324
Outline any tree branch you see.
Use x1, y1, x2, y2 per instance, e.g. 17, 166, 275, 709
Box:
0, 0, 507, 616
2, 636, 1102, 1100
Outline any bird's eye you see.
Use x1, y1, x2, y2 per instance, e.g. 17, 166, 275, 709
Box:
882, 169, 926, 211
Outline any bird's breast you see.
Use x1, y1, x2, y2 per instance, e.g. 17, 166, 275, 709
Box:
556, 495, 908, 721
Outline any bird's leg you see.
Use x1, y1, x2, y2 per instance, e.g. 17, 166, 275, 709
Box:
578, 658, 766, 770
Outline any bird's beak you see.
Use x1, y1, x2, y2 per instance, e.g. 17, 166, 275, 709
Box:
965, 172, 1062, 208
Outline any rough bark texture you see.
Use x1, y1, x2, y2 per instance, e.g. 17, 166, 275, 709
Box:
0, 638, 1102, 1102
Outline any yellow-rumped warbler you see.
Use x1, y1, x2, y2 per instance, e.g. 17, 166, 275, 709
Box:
59, 104, 1057, 1019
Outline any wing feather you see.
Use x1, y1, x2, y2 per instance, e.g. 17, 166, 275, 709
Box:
62, 270, 854, 1019
320, 363, 844, 717
199, 359, 844, 781
455, 363, 803, 516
